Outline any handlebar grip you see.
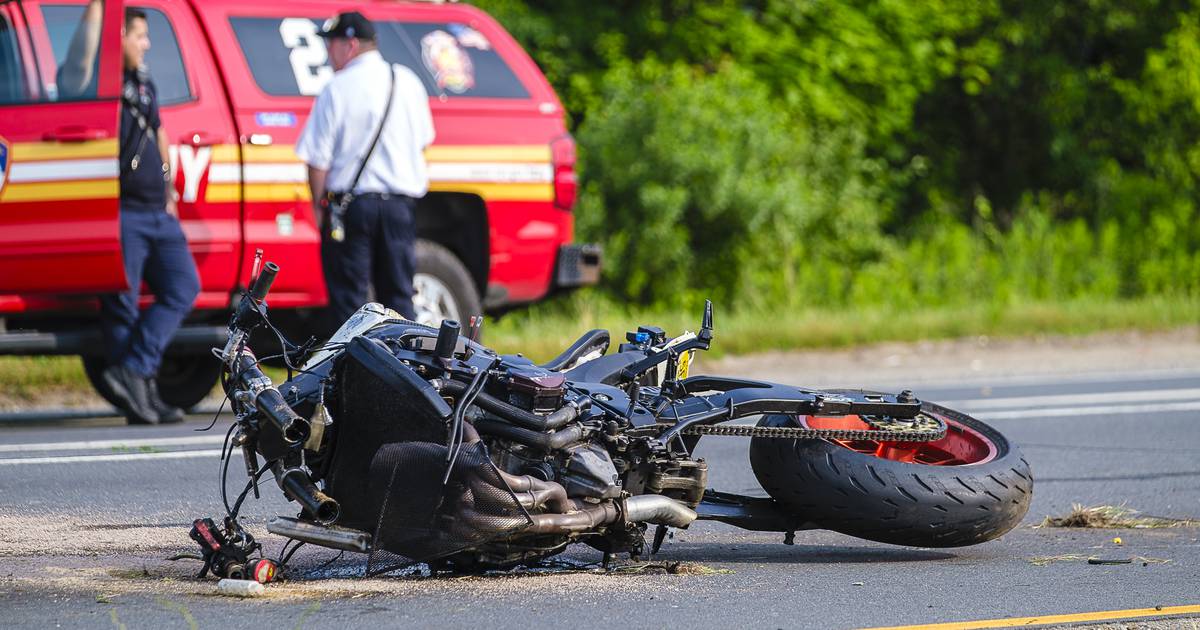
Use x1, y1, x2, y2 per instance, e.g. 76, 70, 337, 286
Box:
249, 262, 279, 302
255, 388, 310, 446
234, 354, 309, 446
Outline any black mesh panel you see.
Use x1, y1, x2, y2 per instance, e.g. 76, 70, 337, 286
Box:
324, 351, 450, 530
366, 441, 531, 575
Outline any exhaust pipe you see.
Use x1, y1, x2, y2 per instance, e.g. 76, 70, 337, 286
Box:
527, 502, 621, 535
625, 495, 697, 528
516, 496, 697, 536
496, 470, 572, 514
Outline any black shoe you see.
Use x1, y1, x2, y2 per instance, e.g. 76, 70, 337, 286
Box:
101, 364, 159, 425
147, 378, 185, 424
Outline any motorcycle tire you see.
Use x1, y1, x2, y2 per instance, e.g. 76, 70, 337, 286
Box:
749, 400, 1032, 548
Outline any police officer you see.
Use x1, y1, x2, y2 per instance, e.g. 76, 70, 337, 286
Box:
296, 11, 435, 329
98, 7, 200, 425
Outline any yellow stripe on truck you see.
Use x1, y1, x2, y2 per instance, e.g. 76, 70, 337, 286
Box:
201, 144, 555, 202
1, 180, 119, 202
11, 139, 119, 161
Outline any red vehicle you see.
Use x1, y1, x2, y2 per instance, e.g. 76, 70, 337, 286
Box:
0, 0, 599, 408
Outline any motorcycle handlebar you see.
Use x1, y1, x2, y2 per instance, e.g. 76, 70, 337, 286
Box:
249, 261, 279, 302
233, 353, 310, 447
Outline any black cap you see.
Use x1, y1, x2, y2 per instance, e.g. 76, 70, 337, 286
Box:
317, 11, 376, 41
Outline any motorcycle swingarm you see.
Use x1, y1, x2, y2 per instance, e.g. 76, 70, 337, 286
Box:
660, 381, 921, 440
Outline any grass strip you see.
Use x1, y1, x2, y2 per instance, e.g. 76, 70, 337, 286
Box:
0, 295, 1195, 404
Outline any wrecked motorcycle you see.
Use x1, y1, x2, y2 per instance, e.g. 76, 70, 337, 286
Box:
194, 261, 1032, 577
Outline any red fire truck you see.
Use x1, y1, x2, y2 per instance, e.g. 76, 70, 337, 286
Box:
0, 0, 599, 408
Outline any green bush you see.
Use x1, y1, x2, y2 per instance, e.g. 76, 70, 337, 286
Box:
575, 59, 887, 308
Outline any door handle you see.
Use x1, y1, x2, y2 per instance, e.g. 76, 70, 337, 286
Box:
43, 126, 110, 142
182, 132, 223, 147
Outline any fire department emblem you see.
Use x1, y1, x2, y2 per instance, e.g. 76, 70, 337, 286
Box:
421, 29, 475, 94
0, 136, 10, 198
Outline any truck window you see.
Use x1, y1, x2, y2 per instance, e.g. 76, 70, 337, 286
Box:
229, 16, 529, 99
0, 13, 29, 103
42, 4, 191, 104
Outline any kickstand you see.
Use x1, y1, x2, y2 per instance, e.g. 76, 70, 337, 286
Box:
602, 552, 612, 569
651, 525, 669, 555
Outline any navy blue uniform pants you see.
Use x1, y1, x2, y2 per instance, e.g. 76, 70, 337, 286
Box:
100, 208, 201, 377
321, 194, 417, 327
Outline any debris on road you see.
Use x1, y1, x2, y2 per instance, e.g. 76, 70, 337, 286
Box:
1028, 554, 1091, 566
1087, 557, 1133, 565
608, 561, 734, 576
1029, 555, 1171, 567
1039, 503, 1200, 529
216, 578, 265, 598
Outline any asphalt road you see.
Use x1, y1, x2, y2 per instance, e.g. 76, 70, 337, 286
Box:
1, 366, 1199, 629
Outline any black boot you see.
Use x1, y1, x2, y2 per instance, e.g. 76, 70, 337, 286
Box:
101, 364, 159, 425
147, 378, 185, 424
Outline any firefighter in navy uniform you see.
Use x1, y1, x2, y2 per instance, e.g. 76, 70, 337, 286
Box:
296, 11, 435, 329
97, 8, 201, 425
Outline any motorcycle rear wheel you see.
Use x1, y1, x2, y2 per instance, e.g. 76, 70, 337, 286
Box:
749, 401, 1032, 548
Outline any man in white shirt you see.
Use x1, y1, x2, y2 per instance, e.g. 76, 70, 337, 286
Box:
296, 11, 435, 328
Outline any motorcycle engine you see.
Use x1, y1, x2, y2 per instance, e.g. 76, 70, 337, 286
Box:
503, 360, 565, 413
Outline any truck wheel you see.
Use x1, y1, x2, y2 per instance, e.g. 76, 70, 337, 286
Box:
82, 354, 220, 411
413, 239, 481, 328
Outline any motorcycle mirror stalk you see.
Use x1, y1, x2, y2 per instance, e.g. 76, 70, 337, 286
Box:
619, 299, 716, 383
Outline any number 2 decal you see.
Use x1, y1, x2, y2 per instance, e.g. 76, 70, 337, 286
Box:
279, 18, 333, 96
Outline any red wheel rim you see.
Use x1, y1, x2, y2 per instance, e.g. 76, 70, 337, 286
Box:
799, 411, 999, 466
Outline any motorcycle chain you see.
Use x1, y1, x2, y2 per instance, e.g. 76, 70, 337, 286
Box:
680, 412, 946, 443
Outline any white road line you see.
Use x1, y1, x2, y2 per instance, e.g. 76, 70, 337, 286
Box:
860, 367, 1200, 390
725, 400, 1200, 425
975, 400, 1200, 420
0, 435, 226, 453
941, 387, 1200, 410
0, 449, 224, 466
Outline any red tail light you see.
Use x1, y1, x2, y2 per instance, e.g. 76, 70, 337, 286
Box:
551, 134, 577, 211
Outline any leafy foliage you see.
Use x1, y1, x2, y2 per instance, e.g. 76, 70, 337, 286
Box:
475, 0, 1200, 309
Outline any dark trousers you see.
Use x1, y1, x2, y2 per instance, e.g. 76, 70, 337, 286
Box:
100, 207, 201, 377
321, 194, 417, 327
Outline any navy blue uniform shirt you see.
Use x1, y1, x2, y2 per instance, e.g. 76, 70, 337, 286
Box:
119, 68, 167, 211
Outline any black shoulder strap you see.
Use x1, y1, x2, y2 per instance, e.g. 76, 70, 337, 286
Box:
348, 64, 397, 193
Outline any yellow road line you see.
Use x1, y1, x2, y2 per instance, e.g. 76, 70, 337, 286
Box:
864, 604, 1200, 630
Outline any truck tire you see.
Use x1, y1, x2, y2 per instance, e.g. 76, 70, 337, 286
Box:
749, 402, 1032, 548
82, 354, 220, 412
413, 239, 481, 328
